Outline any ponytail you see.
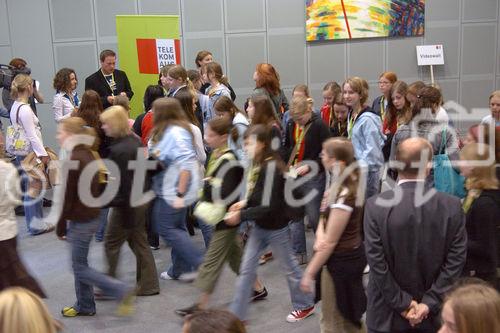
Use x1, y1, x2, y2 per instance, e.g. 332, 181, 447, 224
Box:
10, 74, 33, 99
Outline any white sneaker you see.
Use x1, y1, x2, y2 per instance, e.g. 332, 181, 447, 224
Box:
178, 271, 198, 282
160, 271, 175, 280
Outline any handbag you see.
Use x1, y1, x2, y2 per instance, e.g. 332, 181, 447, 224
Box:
193, 150, 236, 225
5, 103, 40, 156
433, 128, 466, 198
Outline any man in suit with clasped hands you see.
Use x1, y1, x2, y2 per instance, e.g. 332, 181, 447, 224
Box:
364, 137, 467, 333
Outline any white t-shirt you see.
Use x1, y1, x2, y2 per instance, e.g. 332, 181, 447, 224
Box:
9, 101, 47, 157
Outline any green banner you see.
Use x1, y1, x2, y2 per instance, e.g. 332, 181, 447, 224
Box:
116, 15, 180, 118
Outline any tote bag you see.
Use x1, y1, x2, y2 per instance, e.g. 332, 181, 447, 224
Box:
433, 128, 466, 198
5, 103, 37, 156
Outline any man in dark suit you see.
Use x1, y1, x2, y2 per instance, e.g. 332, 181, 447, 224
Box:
85, 49, 134, 109
364, 137, 467, 333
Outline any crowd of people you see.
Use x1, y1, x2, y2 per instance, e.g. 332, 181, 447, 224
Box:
0, 49, 499, 333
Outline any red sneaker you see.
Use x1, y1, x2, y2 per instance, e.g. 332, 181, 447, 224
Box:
286, 306, 314, 322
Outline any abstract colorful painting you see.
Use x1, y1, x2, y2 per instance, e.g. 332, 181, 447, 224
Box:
306, 0, 425, 41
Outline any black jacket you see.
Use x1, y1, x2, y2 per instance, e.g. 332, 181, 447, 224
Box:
240, 160, 289, 230
364, 182, 467, 332
106, 134, 145, 208
85, 69, 134, 109
201, 150, 243, 230
464, 189, 500, 279
282, 112, 331, 171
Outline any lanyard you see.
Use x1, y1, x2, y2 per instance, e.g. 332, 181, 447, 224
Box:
101, 70, 116, 96
380, 96, 386, 121
347, 111, 358, 139
291, 123, 310, 166
63, 92, 79, 107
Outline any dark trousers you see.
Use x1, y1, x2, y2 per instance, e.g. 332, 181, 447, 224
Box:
105, 204, 160, 295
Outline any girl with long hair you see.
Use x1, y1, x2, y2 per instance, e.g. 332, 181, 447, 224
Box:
301, 138, 367, 332
175, 118, 266, 317
372, 71, 398, 121
344, 76, 385, 199
320, 81, 342, 128
460, 143, 500, 289
226, 125, 315, 323
439, 282, 500, 333
149, 97, 203, 281
200, 62, 231, 126
214, 96, 249, 164
382, 81, 412, 161
56, 117, 134, 317
9, 74, 52, 235
252, 63, 289, 119
100, 106, 160, 297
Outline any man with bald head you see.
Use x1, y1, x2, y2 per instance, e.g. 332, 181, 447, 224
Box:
364, 137, 466, 333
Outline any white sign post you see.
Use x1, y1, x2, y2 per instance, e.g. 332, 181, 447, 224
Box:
416, 45, 445, 86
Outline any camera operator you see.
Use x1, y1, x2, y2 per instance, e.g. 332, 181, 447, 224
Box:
1, 58, 44, 115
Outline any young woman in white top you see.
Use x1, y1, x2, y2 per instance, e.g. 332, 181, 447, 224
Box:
52, 68, 79, 122
0, 153, 45, 297
9, 74, 52, 236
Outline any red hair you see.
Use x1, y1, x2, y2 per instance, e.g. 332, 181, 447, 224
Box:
255, 63, 280, 96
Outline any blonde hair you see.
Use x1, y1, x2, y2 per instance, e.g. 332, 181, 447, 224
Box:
343, 77, 369, 105
10, 74, 33, 99
290, 95, 314, 118
489, 90, 500, 102
0, 287, 58, 333
100, 106, 131, 138
60, 117, 99, 150
445, 283, 500, 333
460, 143, 499, 190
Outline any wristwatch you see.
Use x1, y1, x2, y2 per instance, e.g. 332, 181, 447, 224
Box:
176, 191, 185, 198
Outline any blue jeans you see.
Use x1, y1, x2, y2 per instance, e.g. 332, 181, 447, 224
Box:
67, 218, 128, 313
152, 198, 203, 278
229, 225, 314, 320
14, 156, 47, 235
289, 173, 325, 255
197, 218, 213, 248
95, 208, 109, 241
366, 167, 381, 199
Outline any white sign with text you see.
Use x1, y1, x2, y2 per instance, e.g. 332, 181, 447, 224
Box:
416, 45, 445, 66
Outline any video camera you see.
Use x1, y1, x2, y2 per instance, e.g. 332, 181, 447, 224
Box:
0, 64, 31, 90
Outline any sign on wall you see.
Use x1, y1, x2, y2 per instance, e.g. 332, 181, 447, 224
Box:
416, 45, 444, 66
306, 0, 425, 42
136, 39, 181, 74
116, 15, 180, 117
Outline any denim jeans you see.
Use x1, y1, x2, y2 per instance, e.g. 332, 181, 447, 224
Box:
197, 218, 213, 248
152, 198, 204, 278
14, 156, 47, 235
67, 218, 129, 313
94, 208, 109, 241
366, 167, 381, 199
229, 225, 314, 320
289, 172, 325, 255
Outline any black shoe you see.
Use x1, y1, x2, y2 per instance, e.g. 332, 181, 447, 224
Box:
251, 287, 268, 302
175, 303, 201, 317
15, 206, 25, 216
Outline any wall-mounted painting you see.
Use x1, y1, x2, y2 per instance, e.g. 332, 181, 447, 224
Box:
306, 0, 425, 42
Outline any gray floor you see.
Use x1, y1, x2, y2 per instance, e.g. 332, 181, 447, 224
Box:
16, 214, 321, 333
